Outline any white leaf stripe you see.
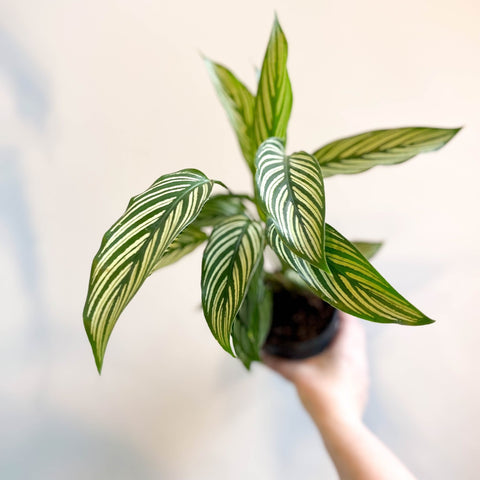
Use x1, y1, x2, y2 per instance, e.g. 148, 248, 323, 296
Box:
201, 216, 264, 354
253, 16, 292, 150
204, 58, 256, 169
255, 137, 328, 271
267, 220, 434, 325
84, 169, 213, 372
313, 127, 460, 176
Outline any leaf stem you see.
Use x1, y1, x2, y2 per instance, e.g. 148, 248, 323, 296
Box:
212, 180, 256, 204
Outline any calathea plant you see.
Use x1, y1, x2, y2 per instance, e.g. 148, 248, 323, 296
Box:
83, 16, 459, 373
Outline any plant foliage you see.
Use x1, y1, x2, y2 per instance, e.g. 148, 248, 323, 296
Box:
83, 16, 460, 372
201, 215, 264, 354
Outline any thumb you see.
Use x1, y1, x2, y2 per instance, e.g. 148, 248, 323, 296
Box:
261, 352, 301, 382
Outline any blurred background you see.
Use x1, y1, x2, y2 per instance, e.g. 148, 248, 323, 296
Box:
1, 0, 479, 478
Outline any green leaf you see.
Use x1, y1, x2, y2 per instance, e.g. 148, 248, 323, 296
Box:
267, 219, 434, 325
313, 127, 461, 177
232, 258, 272, 369
152, 226, 207, 270
255, 137, 329, 271
201, 215, 265, 354
84, 169, 214, 373
253, 15, 293, 151
204, 58, 256, 170
193, 194, 247, 227
352, 241, 383, 260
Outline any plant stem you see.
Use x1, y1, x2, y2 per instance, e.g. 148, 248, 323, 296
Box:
212, 180, 256, 204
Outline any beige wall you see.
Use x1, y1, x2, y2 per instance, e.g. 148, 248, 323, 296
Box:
1, 0, 479, 478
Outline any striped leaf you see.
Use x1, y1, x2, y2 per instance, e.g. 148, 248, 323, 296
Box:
352, 241, 383, 260
201, 215, 265, 354
204, 58, 256, 170
193, 194, 247, 228
255, 137, 329, 271
313, 127, 461, 177
84, 169, 214, 372
152, 226, 207, 270
232, 258, 272, 369
267, 219, 433, 325
253, 16, 292, 151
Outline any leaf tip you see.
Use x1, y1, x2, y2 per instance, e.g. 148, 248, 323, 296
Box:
222, 340, 236, 357
199, 51, 210, 63
201, 54, 217, 76
401, 315, 435, 326
269, 12, 286, 41
443, 126, 463, 144
94, 351, 104, 375
84, 315, 104, 375
419, 316, 436, 326
272, 12, 286, 38
316, 256, 332, 275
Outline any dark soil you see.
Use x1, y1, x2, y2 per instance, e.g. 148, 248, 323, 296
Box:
265, 278, 335, 347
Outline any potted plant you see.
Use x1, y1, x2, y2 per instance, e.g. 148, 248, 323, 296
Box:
83, 15, 459, 372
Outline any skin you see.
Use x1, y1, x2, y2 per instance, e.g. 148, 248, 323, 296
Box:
262, 314, 417, 480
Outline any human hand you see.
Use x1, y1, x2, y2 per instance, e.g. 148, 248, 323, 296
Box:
262, 313, 369, 428
263, 315, 419, 480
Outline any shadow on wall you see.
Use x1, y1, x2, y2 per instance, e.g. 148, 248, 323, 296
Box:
0, 26, 50, 338
0, 26, 51, 364
0, 28, 49, 130
0, 28, 163, 480
0, 152, 163, 476
0, 150, 48, 341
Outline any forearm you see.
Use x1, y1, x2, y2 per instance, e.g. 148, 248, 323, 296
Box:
311, 409, 417, 480
264, 315, 416, 479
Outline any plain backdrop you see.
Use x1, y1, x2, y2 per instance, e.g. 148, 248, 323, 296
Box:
1, 0, 479, 478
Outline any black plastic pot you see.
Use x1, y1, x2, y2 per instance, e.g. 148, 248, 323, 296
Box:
263, 309, 340, 359
263, 274, 341, 359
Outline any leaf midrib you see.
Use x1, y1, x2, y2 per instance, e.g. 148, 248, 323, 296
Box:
282, 153, 310, 245
87, 179, 210, 344
319, 128, 452, 164
222, 220, 250, 304
133, 179, 210, 271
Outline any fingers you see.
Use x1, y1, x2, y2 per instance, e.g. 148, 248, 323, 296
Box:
261, 352, 302, 382
261, 351, 288, 374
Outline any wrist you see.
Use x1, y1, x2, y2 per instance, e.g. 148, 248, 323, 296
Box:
314, 403, 364, 436
295, 385, 364, 433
